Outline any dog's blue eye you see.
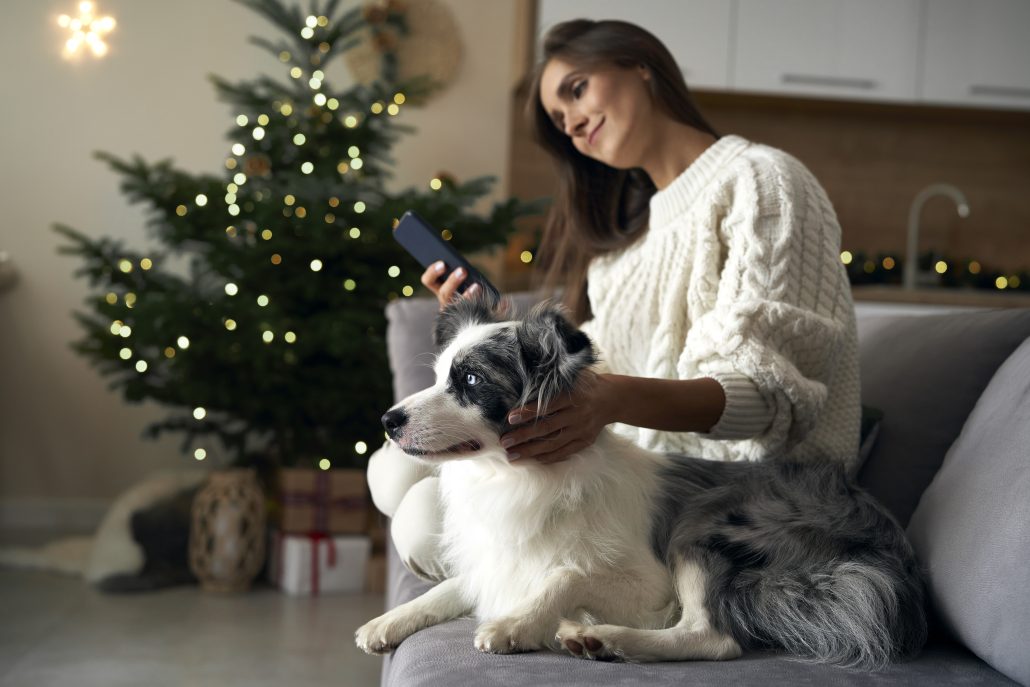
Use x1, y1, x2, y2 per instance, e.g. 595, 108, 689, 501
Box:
466, 373, 480, 386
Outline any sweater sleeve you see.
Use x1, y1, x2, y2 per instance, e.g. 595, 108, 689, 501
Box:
680, 154, 850, 454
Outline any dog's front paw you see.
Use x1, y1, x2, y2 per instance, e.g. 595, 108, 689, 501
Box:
355, 612, 419, 655
474, 617, 546, 654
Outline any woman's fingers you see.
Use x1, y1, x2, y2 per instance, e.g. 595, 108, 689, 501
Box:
420, 261, 447, 294
534, 437, 590, 464
421, 261, 470, 310
438, 267, 469, 309
501, 408, 576, 451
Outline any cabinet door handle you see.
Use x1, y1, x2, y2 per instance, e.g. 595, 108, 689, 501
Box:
970, 84, 1030, 100
781, 73, 877, 90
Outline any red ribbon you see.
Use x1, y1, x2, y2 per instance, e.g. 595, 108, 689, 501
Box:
274, 531, 339, 595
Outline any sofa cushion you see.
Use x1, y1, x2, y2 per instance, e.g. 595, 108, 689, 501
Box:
855, 308, 1030, 526
907, 337, 1030, 687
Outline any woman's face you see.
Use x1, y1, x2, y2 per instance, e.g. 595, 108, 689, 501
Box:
539, 57, 655, 169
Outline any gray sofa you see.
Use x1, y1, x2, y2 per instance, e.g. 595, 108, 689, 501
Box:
376, 292, 1030, 687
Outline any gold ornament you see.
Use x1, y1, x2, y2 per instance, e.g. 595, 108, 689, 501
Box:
244, 154, 271, 177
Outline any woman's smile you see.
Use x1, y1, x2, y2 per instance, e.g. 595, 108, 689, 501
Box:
588, 118, 605, 146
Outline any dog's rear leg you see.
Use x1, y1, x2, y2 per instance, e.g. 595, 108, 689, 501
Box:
556, 556, 741, 662
355, 577, 470, 655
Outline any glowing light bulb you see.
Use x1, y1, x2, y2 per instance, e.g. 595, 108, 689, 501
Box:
59, 2, 115, 59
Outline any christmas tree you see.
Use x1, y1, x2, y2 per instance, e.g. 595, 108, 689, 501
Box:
54, 0, 539, 472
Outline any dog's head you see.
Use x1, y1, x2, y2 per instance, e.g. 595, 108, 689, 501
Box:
381, 295, 596, 461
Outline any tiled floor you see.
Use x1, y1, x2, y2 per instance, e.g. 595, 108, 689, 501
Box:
0, 531, 386, 687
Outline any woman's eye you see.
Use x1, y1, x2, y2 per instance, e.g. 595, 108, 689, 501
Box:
572, 81, 586, 98
466, 373, 480, 386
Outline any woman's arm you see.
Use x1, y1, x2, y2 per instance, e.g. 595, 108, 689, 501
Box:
500, 371, 728, 464
599, 373, 725, 433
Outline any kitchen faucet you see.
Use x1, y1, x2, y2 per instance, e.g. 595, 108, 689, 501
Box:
904, 184, 970, 290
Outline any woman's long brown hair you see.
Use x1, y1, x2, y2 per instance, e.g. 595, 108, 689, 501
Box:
526, 19, 720, 324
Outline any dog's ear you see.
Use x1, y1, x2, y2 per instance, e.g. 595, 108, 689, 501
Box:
433, 294, 498, 348
516, 302, 596, 410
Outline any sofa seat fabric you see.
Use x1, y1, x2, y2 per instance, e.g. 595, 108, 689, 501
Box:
381, 538, 1014, 687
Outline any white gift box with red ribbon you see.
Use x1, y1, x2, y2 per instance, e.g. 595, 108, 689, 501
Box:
268, 530, 370, 595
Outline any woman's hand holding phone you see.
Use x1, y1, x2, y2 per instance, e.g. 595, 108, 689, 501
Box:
420, 260, 482, 311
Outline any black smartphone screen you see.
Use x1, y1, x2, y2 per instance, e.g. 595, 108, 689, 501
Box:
392, 211, 501, 306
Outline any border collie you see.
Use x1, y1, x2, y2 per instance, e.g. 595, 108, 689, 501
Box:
356, 298, 926, 667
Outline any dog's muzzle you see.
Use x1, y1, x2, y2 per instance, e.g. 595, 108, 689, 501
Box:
382, 408, 408, 440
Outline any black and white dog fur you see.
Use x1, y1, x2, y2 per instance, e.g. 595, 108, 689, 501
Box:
356, 298, 926, 667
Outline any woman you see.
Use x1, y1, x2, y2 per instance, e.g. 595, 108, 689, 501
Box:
368, 19, 861, 581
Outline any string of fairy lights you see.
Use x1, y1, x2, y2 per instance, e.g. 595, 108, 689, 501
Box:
841, 250, 1025, 290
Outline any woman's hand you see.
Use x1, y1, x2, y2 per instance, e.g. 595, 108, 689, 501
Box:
420, 261, 482, 311
500, 370, 615, 464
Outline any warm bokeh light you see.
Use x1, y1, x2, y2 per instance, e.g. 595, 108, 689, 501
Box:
58, 1, 116, 59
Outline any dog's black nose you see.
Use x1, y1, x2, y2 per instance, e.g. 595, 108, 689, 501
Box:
381, 408, 408, 440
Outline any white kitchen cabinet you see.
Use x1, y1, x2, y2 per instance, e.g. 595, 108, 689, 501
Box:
536, 0, 733, 90
732, 0, 923, 103
921, 0, 1030, 111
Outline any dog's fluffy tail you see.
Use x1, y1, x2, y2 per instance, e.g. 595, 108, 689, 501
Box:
727, 554, 927, 670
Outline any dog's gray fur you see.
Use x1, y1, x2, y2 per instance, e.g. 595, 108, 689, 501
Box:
650, 456, 926, 668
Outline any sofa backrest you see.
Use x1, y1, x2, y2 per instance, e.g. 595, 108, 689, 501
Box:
854, 307, 1030, 526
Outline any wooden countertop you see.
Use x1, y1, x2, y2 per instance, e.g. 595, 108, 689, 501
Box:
852, 285, 1030, 308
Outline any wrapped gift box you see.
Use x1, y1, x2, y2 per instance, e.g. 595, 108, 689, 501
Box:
268, 531, 370, 596
276, 468, 368, 534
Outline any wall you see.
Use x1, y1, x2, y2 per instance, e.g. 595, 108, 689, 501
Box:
0, 0, 517, 523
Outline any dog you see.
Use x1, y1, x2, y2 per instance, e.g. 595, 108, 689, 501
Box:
355, 297, 926, 667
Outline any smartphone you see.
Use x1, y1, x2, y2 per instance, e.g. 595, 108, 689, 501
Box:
393, 210, 501, 306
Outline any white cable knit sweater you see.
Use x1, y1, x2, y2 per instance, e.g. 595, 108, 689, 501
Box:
580, 134, 861, 466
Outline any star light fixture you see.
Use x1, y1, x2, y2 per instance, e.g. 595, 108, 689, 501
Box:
57, 1, 116, 59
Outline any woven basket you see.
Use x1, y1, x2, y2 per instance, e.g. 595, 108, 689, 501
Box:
188, 469, 266, 593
